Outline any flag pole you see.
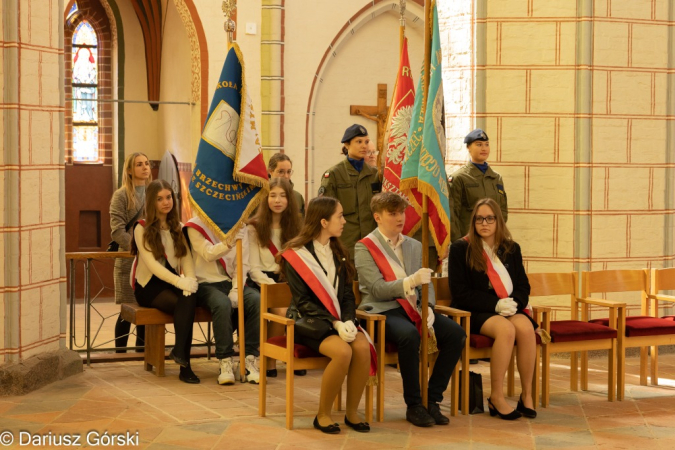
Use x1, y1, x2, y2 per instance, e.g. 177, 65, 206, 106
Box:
399, 0, 406, 53
420, 0, 432, 408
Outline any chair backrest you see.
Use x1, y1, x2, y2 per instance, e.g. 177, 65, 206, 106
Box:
529, 272, 577, 297
260, 283, 293, 311
651, 267, 675, 293
431, 276, 451, 307
353, 280, 362, 306
582, 270, 648, 297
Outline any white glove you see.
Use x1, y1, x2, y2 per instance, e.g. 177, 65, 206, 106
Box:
495, 297, 518, 317
426, 307, 435, 328
407, 268, 434, 288
175, 276, 198, 294
228, 289, 239, 308
334, 321, 356, 342
344, 320, 358, 335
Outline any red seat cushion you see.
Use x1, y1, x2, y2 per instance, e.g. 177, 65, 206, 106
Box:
590, 316, 675, 337
662, 315, 675, 321
549, 320, 617, 343
266, 335, 322, 358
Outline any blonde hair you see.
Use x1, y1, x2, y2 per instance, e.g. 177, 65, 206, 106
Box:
122, 152, 152, 210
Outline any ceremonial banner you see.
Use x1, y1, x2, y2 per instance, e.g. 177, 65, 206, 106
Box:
382, 38, 423, 236
400, 2, 451, 256
189, 43, 269, 245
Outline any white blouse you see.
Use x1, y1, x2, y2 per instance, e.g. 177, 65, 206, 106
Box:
248, 225, 281, 285
132, 225, 195, 288
313, 239, 338, 294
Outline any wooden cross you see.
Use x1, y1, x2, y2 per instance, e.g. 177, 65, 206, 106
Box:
350, 83, 389, 168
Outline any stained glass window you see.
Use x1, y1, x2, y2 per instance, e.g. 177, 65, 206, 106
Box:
72, 20, 99, 162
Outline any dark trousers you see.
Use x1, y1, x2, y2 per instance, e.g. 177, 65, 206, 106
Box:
383, 306, 466, 406
114, 316, 145, 353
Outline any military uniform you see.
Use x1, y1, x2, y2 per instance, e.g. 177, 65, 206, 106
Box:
449, 162, 507, 243
320, 159, 381, 258
293, 189, 305, 217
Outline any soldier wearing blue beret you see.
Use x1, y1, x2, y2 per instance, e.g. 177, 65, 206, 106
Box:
319, 124, 381, 259
448, 129, 508, 242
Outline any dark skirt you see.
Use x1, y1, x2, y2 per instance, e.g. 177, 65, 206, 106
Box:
471, 310, 538, 335
246, 271, 281, 291
134, 262, 179, 306
294, 329, 339, 353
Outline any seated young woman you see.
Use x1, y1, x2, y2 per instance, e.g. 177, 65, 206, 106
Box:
247, 177, 304, 377
130, 179, 199, 384
280, 197, 376, 434
449, 198, 537, 420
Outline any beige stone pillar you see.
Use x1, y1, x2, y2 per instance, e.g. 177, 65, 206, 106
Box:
1, 0, 66, 363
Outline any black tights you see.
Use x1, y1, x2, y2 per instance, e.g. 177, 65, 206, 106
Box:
138, 287, 197, 363
114, 316, 145, 353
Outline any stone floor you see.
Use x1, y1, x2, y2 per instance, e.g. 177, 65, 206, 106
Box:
2, 352, 675, 449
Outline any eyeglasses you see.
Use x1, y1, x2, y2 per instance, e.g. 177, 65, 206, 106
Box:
274, 169, 293, 176
367, 151, 379, 156
474, 215, 496, 224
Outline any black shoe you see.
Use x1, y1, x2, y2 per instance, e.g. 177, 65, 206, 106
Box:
427, 402, 449, 425
313, 416, 340, 434
406, 404, 435, 427
517, 394, 537, 419
487, 397, 521, 420
344, 415, 370, 432
469, 359, 479, 364
169, 349, 189, 368
294, 369, 307, 376
266, 369, 278, 378
179, 366, 200, 384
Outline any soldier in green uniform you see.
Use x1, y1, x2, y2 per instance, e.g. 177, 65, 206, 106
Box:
319, 124, 381, 259
449, 129, 508, 243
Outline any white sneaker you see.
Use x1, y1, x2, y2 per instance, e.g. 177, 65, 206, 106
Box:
245, 355, 260, 384
218, 357, 235, 385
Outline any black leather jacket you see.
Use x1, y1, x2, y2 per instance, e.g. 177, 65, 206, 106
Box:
283, 241, 357, 327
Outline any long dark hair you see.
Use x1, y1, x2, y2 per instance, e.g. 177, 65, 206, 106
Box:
281, 196, 355, 281
249, 178, 301, 248
130, 179, 188, 259
466, 198, 513, 273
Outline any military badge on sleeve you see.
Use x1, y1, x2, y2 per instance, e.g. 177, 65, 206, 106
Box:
497, 184, 505, 195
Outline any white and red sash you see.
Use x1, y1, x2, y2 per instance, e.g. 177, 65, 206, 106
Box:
463, 236, 513, 299
184, 217, 229, 276
130, 219, 170, 289
282, 246, 377, 377
359, 234, 425, 335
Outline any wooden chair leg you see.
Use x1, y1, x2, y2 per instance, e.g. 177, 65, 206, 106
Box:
532, 344, 540, 410
450, 355, 459, 417
570, 351, 578, 392
365, 382, 373, 423
507, 351, 515, 397
608, 340, 616, 402
581, 351, 589, 391
145, 324, 165, 377
542, 343, 550, 408
461, 354, 470, 415
286, 363, 294, 430
259, 353, 267, 417
639, 347, 648, 386
651, 345, 659, 386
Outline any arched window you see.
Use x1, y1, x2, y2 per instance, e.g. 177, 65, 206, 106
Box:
71, 20, 99, 162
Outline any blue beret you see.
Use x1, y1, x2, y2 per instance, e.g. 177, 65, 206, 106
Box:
464, 129, 489, 145
341, 124, 369, 143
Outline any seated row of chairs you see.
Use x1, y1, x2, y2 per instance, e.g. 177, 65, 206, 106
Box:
257, 268, 675, 429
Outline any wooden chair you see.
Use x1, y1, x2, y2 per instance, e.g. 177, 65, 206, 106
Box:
646, 267, 675, 385
531, 272, 626, 405
258, 283, 375, 429
587, 269, 675, 397
433, 277, 524, 415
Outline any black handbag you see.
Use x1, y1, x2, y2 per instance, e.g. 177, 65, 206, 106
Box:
294, 316, 332, 341
458, 370, 485, 414
107, 206, 144, 252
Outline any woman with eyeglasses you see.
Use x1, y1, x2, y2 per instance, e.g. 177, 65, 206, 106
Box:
448, 198, 536, 421
318, 124, 381, 260
268, 153, 305, 217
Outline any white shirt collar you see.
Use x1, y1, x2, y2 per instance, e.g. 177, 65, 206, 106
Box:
376, 228, 404, 251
